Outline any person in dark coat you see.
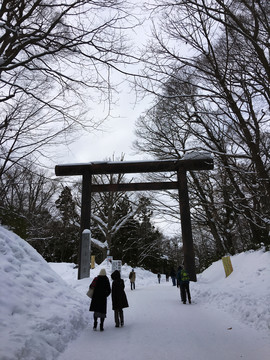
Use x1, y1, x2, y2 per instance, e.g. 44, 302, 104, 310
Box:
129, 269, 136, 290
89, 268, 111, 331
111, 270, 129, 327
170, 268, 176, 286
176, 265, 191, 304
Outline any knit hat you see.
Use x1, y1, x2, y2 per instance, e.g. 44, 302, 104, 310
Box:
99, 268, 106, 276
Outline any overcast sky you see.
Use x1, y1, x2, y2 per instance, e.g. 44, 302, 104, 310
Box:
56, 88, 152, 165
49, 2, 154, 168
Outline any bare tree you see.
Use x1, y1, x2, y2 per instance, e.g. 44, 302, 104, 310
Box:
89, 154, 143, 259
0, 0, 140, 175
139, 0, 269, 195
91, 177, 138, 259
0, 160, 57, 239
134, 0, 270, 255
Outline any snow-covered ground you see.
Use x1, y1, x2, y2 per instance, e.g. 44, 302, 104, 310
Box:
0, 225, 269, 360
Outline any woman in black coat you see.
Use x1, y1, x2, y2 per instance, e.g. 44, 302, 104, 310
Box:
111, 270, 129, 327
89, 268, 111, 331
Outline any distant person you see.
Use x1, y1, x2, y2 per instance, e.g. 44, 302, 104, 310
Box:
89, 268, 111, 331
166, 273, 169, 282
111, 270, 129, 327
176, 265, 191, 304
170, 268, 176, 286
129, 269, 136, 290
157, 273, 161, 284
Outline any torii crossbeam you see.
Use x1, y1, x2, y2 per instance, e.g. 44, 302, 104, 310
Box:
55, 154, 214, 281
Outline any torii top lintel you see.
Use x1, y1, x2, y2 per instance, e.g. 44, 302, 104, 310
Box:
55, 154, 213, 177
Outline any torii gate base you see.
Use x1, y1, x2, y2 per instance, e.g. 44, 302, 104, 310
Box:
55, 155, 213, 281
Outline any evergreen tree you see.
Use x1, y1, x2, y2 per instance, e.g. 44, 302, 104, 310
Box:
54, 186, 80, 262
134, 197, 164, 272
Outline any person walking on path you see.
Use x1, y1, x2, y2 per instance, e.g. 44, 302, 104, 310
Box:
89, 268, 111, 331
157, 273, 161, 284
129, 269, 136, 290
111, 270, 129, 327
170, 268, 177, 286
176, 265, 191, 304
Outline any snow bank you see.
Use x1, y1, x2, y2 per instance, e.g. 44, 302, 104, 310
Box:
0, 224, 269, 360
192, 250, 270, 331
49, 260, 159, 297
0, 226, 88, 360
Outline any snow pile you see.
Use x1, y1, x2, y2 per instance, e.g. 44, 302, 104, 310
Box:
0, 224, 269, 360
0, 226, 88, 360
0, 225, 159, 360
49, 260, 159, 298
193, 250, 270, 331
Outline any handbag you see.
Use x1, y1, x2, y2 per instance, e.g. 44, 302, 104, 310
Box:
86, 287, 94, 299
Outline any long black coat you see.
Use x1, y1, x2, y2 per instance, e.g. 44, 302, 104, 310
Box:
111, 271, 129, 311
89, 275, 111, 314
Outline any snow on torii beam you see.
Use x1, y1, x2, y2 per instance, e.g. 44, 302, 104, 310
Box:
55, 155, 214, 281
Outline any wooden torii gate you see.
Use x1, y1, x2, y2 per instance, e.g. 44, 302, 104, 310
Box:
55, 155, 213, 281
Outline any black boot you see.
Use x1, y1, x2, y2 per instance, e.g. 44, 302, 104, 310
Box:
120, 309, 124, 327
100, 318, 104, 331
93, 316, 98, 330
114, 310, 120, 327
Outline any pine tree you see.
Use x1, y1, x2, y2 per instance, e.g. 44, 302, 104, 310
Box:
54, 186, 80, 262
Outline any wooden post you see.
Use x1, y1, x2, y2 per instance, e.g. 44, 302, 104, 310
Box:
78, 171, 91, 280
80, 230, 91, 279
177, 168, 197, 281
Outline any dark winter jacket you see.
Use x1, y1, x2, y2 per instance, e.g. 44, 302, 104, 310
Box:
89, 275, 111, 314
170, 268, 176, 277
111, 270, 129, 311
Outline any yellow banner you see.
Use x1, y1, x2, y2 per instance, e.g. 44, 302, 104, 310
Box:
91, 255, 95, 269
222, 256, 233, 277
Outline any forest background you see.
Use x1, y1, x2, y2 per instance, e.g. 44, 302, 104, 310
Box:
0, 0, 269, 274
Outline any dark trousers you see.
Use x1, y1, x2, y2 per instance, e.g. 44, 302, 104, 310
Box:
131, 281, 135, 290
114, 309, 124, 326
94, 315, 105, 330
180, 282, 191, 304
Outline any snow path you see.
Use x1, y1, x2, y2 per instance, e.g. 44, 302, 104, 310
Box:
58, 283, 270, 360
